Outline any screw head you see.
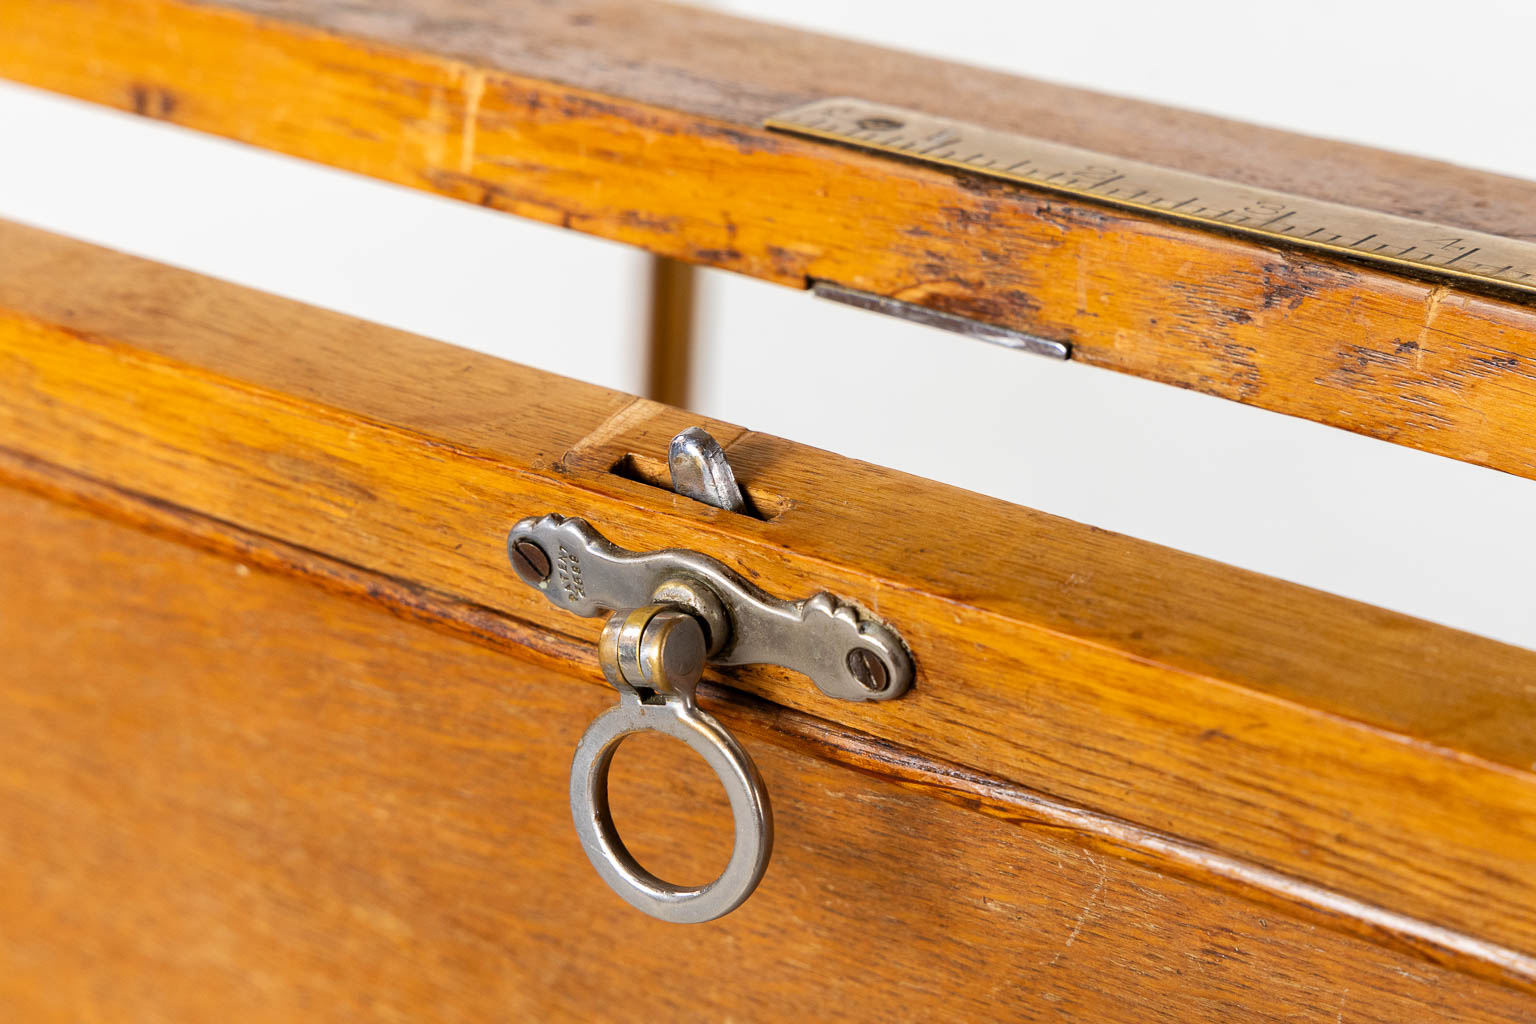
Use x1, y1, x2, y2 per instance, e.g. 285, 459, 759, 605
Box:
856, 116, 905, 132
845, 648, 890, 693
510, 538, 552, 585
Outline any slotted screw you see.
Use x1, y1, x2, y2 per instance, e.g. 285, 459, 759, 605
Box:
846, 648, 889, 693
511, 538, 552, 584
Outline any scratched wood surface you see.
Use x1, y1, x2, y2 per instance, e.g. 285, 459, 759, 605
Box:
4, 484, 1536, 1021
2, 221, 1535, 976
2, 0, 1535, 478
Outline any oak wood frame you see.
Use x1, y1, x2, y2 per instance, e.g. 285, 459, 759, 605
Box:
2, 222, 1534, 992
2, 1, 1536, 1013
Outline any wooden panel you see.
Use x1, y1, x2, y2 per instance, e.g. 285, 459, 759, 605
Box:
3, 484, 1534, 1021
3, 0, 1536, 478
1, 221, 1534, 971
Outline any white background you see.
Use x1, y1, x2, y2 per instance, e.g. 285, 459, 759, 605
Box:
1, 1, 1533, 649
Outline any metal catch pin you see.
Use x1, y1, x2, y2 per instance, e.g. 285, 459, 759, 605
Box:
506, 432, 913, 922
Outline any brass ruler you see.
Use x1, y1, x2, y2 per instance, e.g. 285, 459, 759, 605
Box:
766, 98, 1536, 300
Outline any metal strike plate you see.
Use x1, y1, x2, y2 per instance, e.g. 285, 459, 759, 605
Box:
507, 514, 913, 702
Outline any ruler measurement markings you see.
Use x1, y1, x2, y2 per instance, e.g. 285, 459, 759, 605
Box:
767, 99, 1536, 299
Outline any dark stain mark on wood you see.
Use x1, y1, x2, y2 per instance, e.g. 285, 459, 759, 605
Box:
938, 205, 1002, 233
1001, 288, 1044, 316
1213, 342, 1263, 399
128, 83, 176, 119
893, 285, 1046, 331
420, 168, 574, 225
1257, 259, 1351, 312
616, 209, 686, 235
1163, 279, 1265, 335
764, 245, 811, 280
1472, 354, 1520, 372
691, 122, 786, 157
951, 175, 1115, 233
1032, 200, 1115, 233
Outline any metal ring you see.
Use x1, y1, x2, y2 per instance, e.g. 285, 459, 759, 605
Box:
569, 697, 772, 924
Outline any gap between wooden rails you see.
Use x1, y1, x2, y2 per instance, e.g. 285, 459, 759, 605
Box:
1, 0, 1535, 478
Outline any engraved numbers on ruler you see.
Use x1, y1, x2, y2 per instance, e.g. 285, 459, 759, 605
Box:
770, 99, 1536, 297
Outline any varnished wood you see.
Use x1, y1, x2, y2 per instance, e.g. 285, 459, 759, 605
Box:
1, 221, 1534, 966
3, 485, 1534, 1021
9, 445, 1533, 992
3, 0, 1535, 477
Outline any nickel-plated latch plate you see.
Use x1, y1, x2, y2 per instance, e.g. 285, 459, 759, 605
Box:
505, 427, 913, 923
507, 513, 913, 701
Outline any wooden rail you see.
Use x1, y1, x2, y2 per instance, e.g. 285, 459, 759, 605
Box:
3, 220, 1535, 981
3, 0, 1535, 477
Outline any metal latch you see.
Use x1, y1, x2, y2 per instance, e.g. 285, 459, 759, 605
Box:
506, 433, 913, 922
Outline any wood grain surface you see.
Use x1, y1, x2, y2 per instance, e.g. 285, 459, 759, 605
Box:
3, 0, 1536, 478
4, 484, 1535, 1021
1, 221, 1534, 972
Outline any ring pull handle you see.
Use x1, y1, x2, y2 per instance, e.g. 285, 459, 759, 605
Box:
571, 604, 772, 923
507, 508, 914, 924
